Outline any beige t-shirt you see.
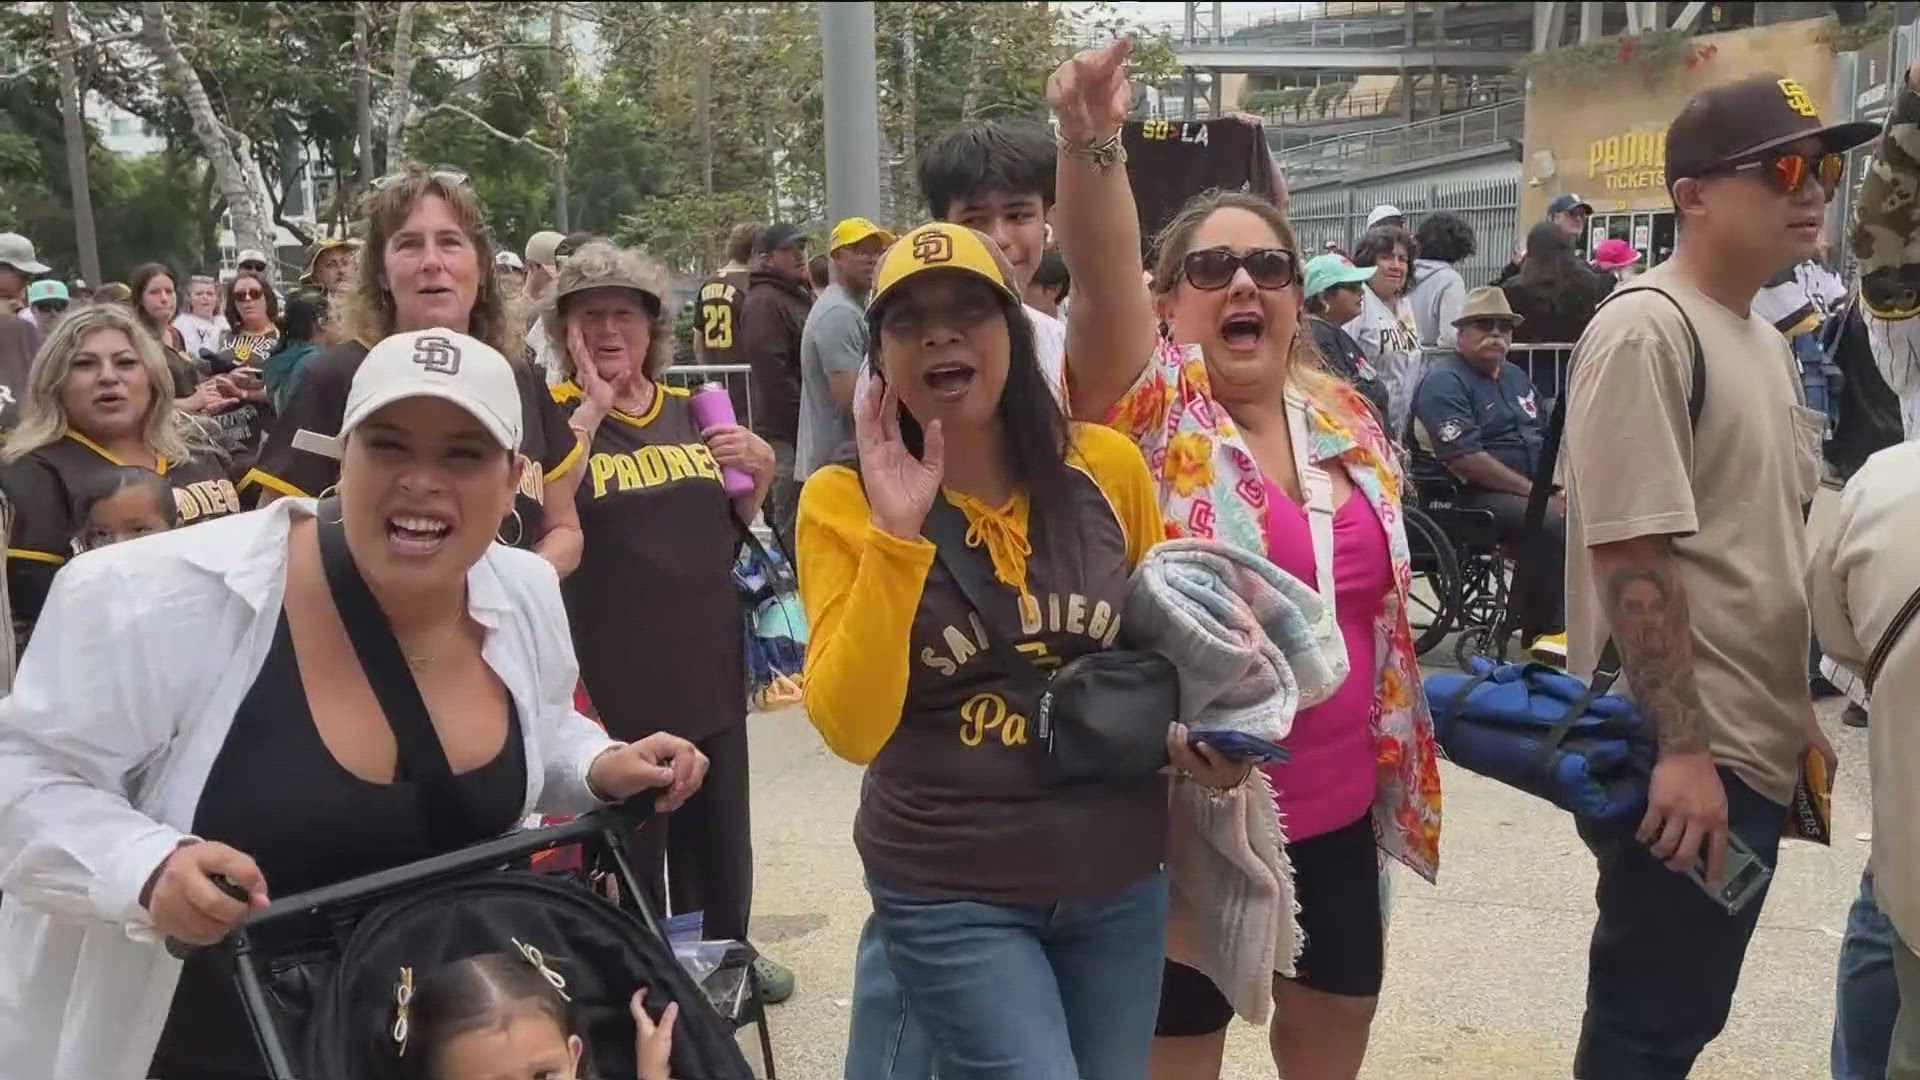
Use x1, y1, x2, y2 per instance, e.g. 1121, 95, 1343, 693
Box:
1563, 261, 1822, 805
1807, 441, 1920, 951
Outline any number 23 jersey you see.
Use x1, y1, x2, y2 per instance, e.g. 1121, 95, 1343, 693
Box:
693, 269, 750, 365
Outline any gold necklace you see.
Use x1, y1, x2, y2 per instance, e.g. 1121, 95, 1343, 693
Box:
400, 624, 464, 671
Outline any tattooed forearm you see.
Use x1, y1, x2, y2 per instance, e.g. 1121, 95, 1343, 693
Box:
1593, 539, 1708, 754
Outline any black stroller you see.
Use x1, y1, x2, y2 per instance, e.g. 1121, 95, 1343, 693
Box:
199, 801, 769, 1079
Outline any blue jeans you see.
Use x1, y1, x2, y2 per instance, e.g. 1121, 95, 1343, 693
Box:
1833, 867, 1903, 1080
1573, 766, 1784, 1079
845, 913, 937, 1080
855, 872, 1170, 1080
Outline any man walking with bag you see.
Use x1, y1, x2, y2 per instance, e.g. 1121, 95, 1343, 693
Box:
1560, 74, 1865, 1077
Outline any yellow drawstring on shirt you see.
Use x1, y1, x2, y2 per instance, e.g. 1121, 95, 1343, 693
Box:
946, 489, 1034, 606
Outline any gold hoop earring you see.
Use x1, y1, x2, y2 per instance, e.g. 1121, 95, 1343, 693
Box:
496, 506, 524, 547
317, 484, 343, 525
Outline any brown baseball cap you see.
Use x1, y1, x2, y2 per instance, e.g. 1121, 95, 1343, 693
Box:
1665, 73, 1878, 193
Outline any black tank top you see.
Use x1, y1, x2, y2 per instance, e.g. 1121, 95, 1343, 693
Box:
150, 612, 527, 1077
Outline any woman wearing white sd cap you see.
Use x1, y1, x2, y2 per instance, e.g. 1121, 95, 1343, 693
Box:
0, 327, 710, 1080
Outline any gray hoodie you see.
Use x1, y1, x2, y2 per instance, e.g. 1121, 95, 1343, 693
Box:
1407, 258, 1466, 349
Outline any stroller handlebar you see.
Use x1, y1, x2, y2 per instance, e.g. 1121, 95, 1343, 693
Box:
165, 800, 652, 954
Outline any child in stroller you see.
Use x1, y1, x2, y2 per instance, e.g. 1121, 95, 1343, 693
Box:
389, 951, 681, 1080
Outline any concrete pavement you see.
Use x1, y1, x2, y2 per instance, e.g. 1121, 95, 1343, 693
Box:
740, 696, 1871, 1079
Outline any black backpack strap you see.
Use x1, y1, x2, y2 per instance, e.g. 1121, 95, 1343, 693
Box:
315, 500, 474, 848
1520, 285, 1705, 681
1866, 583, 1920, 695
922, 496, 1049, 700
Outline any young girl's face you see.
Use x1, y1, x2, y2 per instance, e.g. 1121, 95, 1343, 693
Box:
78, 487, 175, 551
432, 1010, 583, 1080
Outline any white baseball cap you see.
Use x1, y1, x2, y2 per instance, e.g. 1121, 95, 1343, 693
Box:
1366, 204, 1403, 228
338, 329, 522, 452
495, 249, 525, 272
236, 249, 270, 268
0, 232, 50, 274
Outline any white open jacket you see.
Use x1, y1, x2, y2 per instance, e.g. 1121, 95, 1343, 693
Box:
0, 498, 620, 1079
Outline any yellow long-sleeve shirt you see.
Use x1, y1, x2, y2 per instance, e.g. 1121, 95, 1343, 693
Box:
795, 422, 1167, 903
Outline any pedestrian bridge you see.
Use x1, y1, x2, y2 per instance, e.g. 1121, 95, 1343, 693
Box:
1173, 39, 1526, 73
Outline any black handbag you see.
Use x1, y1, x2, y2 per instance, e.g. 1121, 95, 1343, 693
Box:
923, 495, 1177, 785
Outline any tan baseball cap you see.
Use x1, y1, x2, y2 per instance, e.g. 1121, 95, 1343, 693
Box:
525, 230, 566, 268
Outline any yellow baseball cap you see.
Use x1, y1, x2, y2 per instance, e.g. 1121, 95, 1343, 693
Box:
829, 216, 895, 253
869, 222, 1019, 312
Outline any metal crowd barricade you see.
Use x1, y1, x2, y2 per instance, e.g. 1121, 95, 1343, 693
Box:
664, 363, 755, 431
1504, 342, 1576, 409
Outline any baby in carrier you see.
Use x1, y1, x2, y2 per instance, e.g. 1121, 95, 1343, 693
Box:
387, 952, 679, 1080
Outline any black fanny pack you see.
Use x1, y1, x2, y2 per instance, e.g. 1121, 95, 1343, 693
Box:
923, 496, 1176, 785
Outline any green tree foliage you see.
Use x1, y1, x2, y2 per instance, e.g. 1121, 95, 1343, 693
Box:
3, 1, 1180, 282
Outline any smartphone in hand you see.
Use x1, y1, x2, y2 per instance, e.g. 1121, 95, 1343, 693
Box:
1188, 729, 1288, 764
1685, 829, 1773, 914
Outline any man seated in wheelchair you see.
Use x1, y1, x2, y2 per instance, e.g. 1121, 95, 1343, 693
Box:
1410, 286, 1566, 645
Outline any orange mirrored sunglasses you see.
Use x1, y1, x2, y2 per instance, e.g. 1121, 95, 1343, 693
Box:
1726, 151, 1846, 197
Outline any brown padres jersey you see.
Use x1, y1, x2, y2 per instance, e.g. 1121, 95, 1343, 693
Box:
693, 270, 751, 366
798, 424, 1169, 904
553, 380, 745, 742
2, 433, 241, 630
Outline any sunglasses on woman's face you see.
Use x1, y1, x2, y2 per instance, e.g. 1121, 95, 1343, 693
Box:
1181, 247, 1298, 291
232, 289, 264, 302
1721, 151, 1846, 198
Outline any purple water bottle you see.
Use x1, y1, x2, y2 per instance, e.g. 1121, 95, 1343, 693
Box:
688, 381, 758, 497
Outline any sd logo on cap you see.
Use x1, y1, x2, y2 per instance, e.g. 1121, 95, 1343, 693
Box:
869, 222, 1019, 312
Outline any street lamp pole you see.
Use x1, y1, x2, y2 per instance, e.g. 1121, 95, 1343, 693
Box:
822, 1, 883, 228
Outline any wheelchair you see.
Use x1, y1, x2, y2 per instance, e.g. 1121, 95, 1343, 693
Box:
1402, 450, 1521, 667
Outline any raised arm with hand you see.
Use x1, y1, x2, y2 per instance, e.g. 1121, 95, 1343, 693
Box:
1048, 39, 1161, 423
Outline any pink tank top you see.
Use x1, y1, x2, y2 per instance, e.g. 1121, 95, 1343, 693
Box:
1260, 478, 1391, 841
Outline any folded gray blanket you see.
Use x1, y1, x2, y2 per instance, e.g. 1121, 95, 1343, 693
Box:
1124, 539, 1349, 741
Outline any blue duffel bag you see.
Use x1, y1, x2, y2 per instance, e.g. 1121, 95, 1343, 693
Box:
1424, 656, 1655, 827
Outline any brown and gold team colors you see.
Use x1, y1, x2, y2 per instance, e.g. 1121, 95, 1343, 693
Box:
694, 269, 750, 366
694, 269, 755, 427
2, 433, 239, 626
798, 423, 1167, 904
242, 341, 581, 547
552, 379, 745, 743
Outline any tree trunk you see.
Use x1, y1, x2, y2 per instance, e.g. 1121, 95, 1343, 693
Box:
695, 17, 713, 195
140, 2, 276, 266
959, 24, 983, 122
52, 2, 100, 285
548, 2, 570, 230
353, 1, 376, 182
896, 11, 918, 224
385, 1, 418, 164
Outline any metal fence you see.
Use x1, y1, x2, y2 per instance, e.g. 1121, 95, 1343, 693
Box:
1503, 343, 1575, 406
663, 363, 755, 430
1277, 100, 1523, 183
1289, 176, 1520, 288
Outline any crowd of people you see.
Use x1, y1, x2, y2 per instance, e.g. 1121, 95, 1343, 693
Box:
0, 33, 1911, 1080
